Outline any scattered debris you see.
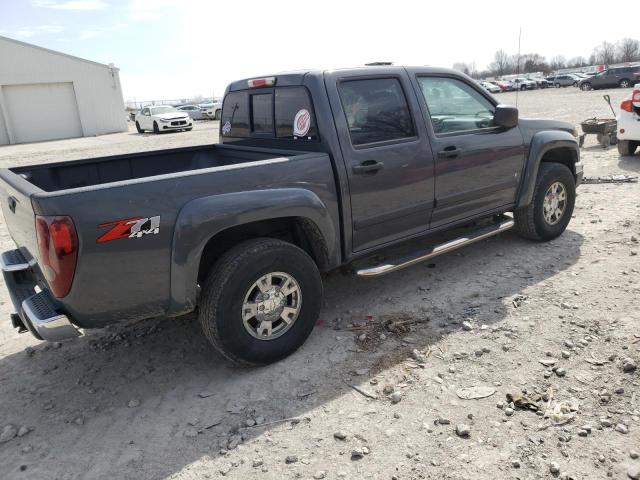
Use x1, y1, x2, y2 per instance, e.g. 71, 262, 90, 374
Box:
455, 424, 471, 437
456, 386, 496, 400
582, 174, 638, 184
506, 392, 541, 412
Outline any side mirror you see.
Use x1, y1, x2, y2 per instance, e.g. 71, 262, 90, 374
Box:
493, 104, 518, 129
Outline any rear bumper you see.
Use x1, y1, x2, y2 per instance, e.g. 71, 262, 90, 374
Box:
1, 249, 81, 341
616, 109, 640, 141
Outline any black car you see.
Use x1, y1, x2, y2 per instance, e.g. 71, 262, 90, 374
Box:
578, 66, 640, 91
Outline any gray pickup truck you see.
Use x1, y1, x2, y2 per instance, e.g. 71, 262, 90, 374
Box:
0, 66, 582, 365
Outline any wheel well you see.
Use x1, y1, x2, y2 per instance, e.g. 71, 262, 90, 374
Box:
197, 217, 330, 283
541, 147, 577, 177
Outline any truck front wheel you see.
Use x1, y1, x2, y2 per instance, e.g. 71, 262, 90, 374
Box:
514, 162, 576, 241
199, 238, 323, 365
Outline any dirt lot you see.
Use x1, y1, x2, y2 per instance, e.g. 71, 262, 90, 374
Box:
0, 88, 639, 480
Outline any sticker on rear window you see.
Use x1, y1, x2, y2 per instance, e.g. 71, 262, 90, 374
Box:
293, 109, 311, 137
222, 121, 231, 135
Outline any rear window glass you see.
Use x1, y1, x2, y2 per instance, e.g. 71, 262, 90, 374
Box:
251, 94, 273, 134
221, 86, 317, 140
220, 92, 249, 137
275, 87, 317, 140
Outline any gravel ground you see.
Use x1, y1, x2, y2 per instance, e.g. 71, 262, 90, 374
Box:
0, 87, 639, 480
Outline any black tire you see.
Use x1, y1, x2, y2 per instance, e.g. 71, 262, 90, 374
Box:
214, 109, 221, 120
580, 83, 591, 91
153, 121, 160, 134
199, 238, 323, 365
185, 127, 193, 131
619, 79, 631, 88
618, 140, 639, 156
135, 121, 143, 133
520, 85, 526, 91
555, 83, 561, 88
572, 82, 577, 87
514, 163, 576, 241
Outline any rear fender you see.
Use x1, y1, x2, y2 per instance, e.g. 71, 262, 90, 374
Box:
168, 188, 336, 315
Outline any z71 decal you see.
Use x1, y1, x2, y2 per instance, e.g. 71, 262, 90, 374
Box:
97, 216, 160, 243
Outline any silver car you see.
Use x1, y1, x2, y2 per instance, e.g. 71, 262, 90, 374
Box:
552, 74, 580, 88
176, 105, 206, 120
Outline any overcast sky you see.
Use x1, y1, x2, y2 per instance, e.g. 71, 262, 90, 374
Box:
1, 0, 638, 101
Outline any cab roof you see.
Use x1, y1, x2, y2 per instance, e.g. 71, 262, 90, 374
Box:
226, 66, 468, 92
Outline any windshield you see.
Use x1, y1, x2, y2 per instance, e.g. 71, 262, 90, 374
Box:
151, 106, 177, 114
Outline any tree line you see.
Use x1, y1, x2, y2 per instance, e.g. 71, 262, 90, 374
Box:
453, 38, 640, 79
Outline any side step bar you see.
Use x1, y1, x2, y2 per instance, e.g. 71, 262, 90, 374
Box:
356, 216, 515, 277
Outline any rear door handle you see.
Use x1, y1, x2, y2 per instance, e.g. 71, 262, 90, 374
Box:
437, 147, 461, 158
352, 161, 384, 174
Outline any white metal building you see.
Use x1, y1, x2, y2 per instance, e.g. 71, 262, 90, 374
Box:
0, 35, 127, 145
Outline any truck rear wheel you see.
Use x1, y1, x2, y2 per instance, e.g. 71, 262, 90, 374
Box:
514, 162, 576, 241
199, 238, 323, 365
618, 140, 639, 156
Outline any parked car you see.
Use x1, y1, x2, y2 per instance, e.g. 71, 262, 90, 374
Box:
530, 77, 551, 88
0, 66, 582, 365
135, 106, 193, 133
616, 84, 640, 156
578, 66, 640, 91
177, 104, 206, 120
490, 80, 514, 92
512, 77, 537, 90
479, 80, 501, 93
199, 100, 222, 120
552, 74, 580, 88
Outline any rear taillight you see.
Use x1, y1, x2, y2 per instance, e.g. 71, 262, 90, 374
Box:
632, 89, 640, 104
621, 99, 633, 112
35, 215, 78, 298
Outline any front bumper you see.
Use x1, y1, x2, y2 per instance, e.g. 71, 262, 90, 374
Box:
575, 161, 584, 187
1, 249, 81, 341
159, 119, 192, 130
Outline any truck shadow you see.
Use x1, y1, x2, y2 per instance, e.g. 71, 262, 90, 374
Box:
0, 230, 584, 480
618, 153, 640, 173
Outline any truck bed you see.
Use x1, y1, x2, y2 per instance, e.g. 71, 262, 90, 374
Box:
11, 144, 288, 192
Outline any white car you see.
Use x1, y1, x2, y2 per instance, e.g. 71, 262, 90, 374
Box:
199, 100, 222, 120
479, 81, 501, 94
135, 106, 193, 134
511, 77, 537, 90
617, 84, 640, 156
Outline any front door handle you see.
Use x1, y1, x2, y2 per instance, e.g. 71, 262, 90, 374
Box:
353, 161, 384, 174
437, 146, 461, 158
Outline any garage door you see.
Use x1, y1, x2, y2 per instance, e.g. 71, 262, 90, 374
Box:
3, 82, 83, 144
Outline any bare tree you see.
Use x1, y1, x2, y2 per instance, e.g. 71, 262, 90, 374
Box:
592, 41, 617, 65
550, 55, 566, 71
617, 38, 640, 63
452, 62, 478, 78
489, 50, 510, 77
567, 56, 587, 68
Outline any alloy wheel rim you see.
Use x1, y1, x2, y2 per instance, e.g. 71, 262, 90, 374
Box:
241, 272, 302, 340
543, 181, 567, 226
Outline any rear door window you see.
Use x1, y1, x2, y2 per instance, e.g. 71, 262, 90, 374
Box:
337, 78, 416, 146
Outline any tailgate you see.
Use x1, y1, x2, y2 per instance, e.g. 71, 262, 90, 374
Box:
0, 169, 41, 263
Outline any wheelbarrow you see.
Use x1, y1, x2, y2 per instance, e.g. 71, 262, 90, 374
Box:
578, 95, 618, 148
